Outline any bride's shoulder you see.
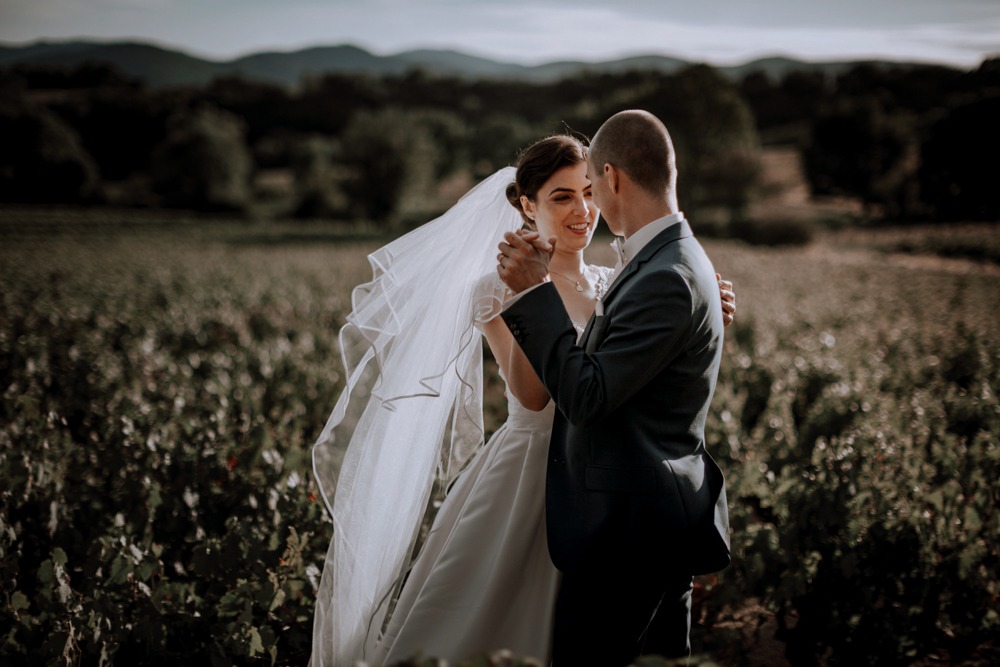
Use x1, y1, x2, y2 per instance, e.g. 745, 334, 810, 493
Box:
473, 271, 505, 292
473, 271, 510, 304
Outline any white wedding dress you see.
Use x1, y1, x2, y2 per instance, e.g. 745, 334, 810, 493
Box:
309, 166, 618, 667
371, 372, 559, 664
370, 268, 613, 666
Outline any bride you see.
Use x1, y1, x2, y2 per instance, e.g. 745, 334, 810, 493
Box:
310, 135, 735, 666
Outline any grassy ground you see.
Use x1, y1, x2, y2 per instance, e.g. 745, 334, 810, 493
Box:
2, 207, 998, 665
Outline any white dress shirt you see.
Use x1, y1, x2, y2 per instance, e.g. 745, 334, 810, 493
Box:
611, 211, 685, 276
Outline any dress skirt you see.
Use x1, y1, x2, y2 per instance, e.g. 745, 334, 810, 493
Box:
370, 398, 559, 665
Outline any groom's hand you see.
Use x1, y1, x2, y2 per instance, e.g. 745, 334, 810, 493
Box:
497, 230, 555, 294
717, 273, 736, 327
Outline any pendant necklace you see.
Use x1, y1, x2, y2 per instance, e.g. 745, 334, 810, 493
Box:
550, 268, 589, 292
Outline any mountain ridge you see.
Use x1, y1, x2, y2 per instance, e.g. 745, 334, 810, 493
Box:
0, 39, 961, 88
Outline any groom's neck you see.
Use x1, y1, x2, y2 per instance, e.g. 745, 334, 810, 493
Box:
619, 196, 676, 239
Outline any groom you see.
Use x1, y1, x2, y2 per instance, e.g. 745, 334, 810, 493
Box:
497, 110, 730, 666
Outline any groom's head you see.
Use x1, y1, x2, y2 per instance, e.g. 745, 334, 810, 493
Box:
587, 110, 678, 229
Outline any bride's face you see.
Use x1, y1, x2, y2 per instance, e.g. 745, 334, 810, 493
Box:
520, 162, 598, 253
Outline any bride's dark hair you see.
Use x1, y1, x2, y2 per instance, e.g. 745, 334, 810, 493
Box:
506, 135, 588, 230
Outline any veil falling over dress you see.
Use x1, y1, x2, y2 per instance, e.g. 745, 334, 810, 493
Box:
310, 167, 522, 666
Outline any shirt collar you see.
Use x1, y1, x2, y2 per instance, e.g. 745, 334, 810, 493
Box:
620, 211, 685, 265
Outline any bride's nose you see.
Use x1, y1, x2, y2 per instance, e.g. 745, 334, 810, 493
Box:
572, 195, 588, 217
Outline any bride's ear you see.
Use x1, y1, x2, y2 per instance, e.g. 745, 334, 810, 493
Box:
520, 195, 537, 222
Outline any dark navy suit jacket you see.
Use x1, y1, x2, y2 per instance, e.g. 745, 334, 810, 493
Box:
502, 220, 730, 576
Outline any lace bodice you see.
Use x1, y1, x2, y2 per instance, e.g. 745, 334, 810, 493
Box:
571, 264, 614, 332
591, 264, 615, 301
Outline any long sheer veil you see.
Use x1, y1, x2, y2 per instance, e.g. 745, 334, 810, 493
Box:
310, 167, 520, 666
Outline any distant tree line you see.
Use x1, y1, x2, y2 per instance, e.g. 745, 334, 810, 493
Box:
0, 57, 997, 224
742, 59, 1000, 220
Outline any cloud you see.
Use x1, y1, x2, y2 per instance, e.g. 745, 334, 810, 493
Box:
1, 0, 996, 66
340, 0, 1000, 31
330, 5, 998, 66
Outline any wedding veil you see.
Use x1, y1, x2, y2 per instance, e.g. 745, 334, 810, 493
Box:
310, 167, 521, 666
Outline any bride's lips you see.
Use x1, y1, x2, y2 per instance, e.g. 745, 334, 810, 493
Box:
566, 222, 591, 234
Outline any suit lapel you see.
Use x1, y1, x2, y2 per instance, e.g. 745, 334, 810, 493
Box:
578, 220, 693, 350
599, 220, 693, 307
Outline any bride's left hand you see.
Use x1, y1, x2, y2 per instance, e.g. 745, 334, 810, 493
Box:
717, 273, 736, 327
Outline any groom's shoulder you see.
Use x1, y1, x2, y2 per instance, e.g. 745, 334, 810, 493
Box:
669, 231, 714, 269
639, 241, 713, 292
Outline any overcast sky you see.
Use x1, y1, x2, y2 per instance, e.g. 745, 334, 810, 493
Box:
2, 0, 998, 67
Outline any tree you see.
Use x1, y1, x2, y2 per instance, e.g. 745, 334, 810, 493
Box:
699, 148, 763, 222
919, 95, 1000, 221
466, 114, 538, 178
290, 134, 343, 219
336, 108, 421, 223
336, 107, 468, 223
51, 88, 173, 181
740, 69, 830, 142
803, 99, 914, 218
0, 101, 99, 203
629, 65, 764, 216
202, 76, 292, 144
150, 105, 253, 211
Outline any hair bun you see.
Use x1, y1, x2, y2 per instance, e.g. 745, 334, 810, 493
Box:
505, 181, 521, 210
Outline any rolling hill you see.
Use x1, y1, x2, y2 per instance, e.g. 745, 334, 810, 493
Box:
0, 39, 949, 88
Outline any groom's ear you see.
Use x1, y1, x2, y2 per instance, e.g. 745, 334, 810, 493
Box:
605, 164, 621, 194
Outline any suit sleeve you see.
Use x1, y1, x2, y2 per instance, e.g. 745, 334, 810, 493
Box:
501, 268, 693, 426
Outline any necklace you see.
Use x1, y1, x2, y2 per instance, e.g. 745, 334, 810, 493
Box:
549, 267, 589, 293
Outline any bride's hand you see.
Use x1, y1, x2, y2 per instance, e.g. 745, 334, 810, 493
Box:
498, 231, 556, 294
717, 273, 736, 327
515, 229, 556, 252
